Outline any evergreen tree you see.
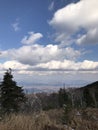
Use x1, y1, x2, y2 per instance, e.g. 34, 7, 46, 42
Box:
83, 88, 95, 107
58, 88, 70, 107
0, 69, 26, 114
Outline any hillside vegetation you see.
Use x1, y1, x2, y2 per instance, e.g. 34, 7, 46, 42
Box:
0, 108, 98, 130
0, 70, 98, 130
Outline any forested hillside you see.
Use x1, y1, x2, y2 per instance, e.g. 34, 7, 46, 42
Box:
0, 70, 98, 130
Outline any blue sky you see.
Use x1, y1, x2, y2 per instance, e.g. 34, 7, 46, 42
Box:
0, 0, 98, 89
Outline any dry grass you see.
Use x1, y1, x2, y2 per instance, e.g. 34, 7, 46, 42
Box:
0, 112, 67, 130
0, 108, 98, 130
45, 109, 63, 124
70, 108, 98, 130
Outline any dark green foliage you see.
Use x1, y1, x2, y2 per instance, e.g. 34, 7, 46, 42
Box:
58, 81, 98, 109
62, 104, 72, 124
82, 81, 98, 108
0, 69, 26, 114
83, 88, 95, 107
58, 88, 71, 108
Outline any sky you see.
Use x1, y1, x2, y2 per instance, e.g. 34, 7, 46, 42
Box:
0, 0, 98, 89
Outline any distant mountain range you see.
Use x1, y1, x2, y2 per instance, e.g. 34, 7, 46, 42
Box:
80, 81, 98, 89
24, 87, 59, 94
23, 81, 98, 94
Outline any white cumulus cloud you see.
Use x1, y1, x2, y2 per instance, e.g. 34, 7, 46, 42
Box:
0, 44, 81, 66
49, 0, 98, 45
35, 60, 98, 71
21, 32, 43, 45
77, 28, 98, 45
3, 60, 30, 70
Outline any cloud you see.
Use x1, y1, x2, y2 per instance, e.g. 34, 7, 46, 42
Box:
77, 28, 98, 45
48, 1, 54, 11
21, 32, 43, 45
35, 60, 98, 71
0, 59, 98, 88
0, 36, 97, 72
0, 59, 98, 73
0, 44, 81, 66
49, 0, 98, 45
79, 60, 98, 70
12, 21, 20, 32
3, 60, 30, 70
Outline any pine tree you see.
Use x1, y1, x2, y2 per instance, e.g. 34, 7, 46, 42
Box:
0, 69, 26, 114
83, 88, 94, 107
58, 88, 70, 108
